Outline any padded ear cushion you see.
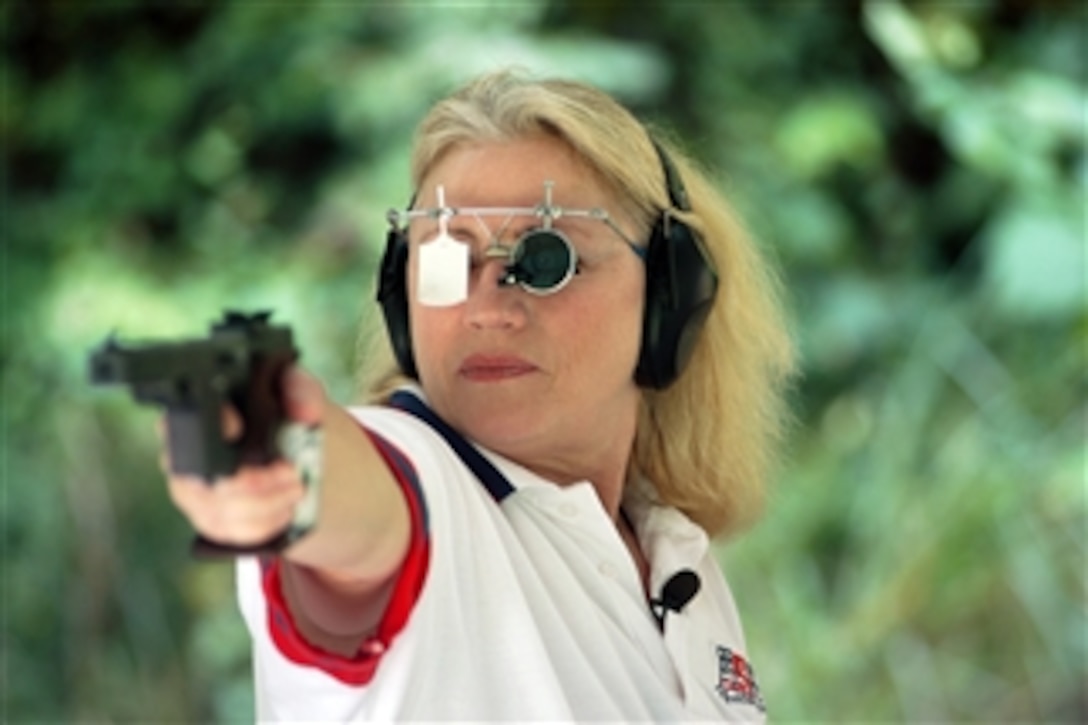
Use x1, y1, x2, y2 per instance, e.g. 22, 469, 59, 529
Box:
635, 212, 719, 389
376, 228, 418, 378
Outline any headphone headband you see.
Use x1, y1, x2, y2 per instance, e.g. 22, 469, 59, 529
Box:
652, 139, 692, 212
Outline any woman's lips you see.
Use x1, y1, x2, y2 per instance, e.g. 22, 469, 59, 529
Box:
459, 355, 539, 382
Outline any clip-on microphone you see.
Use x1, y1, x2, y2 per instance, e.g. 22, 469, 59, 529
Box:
650, 568, 701, 630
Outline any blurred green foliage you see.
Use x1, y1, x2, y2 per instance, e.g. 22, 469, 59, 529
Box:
3, 0, 1084, 722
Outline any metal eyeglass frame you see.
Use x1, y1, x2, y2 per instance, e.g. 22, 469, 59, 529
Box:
386, 181, 646, 295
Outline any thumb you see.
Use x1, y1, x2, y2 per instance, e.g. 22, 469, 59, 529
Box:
282, 366, 326, 425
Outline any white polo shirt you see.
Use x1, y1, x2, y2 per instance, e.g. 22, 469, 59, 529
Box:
236, 392, 766, 722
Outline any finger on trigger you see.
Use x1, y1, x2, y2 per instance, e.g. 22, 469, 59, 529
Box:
282, 367, 324, 425
222, 404, 243, 442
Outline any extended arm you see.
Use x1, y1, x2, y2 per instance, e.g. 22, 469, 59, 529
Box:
167, 367, 410, 655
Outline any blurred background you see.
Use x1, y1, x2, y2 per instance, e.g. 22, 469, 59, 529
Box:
4, 0, 1084, 721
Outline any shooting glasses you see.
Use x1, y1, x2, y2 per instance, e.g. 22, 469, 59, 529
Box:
387, 182, 644, 306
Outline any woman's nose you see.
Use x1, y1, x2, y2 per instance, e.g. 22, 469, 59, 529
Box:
463, 257, 528, 330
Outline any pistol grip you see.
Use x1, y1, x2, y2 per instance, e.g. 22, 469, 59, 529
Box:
235, 352, 293, 467
165, 398, 235, 480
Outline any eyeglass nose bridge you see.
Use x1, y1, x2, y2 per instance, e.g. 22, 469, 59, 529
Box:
480, 243, 518, 288
482, 243, 514, 262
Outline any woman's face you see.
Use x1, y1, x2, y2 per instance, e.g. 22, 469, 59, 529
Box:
407, 134, 646, 475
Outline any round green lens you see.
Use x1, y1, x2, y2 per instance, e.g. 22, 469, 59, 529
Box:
512, 230, 576, 293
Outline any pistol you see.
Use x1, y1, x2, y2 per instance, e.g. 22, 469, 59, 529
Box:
88, 311, 315, 555
89, 310, 299, 478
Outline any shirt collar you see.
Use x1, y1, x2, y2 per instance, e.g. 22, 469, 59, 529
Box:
623, 476, 710, 594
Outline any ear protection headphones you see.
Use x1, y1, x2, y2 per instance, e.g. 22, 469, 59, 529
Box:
635, 142, 719, 388
376, 139, 719, 389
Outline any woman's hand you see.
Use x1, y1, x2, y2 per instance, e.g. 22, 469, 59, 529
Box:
163, 367, 325, 547
161, 364, 409, 645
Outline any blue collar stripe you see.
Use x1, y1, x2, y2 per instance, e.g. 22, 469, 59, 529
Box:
389, 391, 515, 503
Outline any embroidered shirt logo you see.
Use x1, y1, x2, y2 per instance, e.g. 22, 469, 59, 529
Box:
716, 646, 766, 712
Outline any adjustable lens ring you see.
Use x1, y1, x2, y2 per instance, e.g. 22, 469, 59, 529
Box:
505, 229, 578, 295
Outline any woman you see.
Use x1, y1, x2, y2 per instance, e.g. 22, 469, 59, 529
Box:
168, 70, 796, 721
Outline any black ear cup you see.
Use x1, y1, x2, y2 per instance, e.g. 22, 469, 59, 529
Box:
376, 227, 418, 378
634, 210, 718, 388
634, 144, 719, 389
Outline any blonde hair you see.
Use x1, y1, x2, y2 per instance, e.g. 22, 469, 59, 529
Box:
357, 70, 797, 539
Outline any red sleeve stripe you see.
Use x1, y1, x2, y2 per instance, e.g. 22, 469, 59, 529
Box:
260, 426, 431, 686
